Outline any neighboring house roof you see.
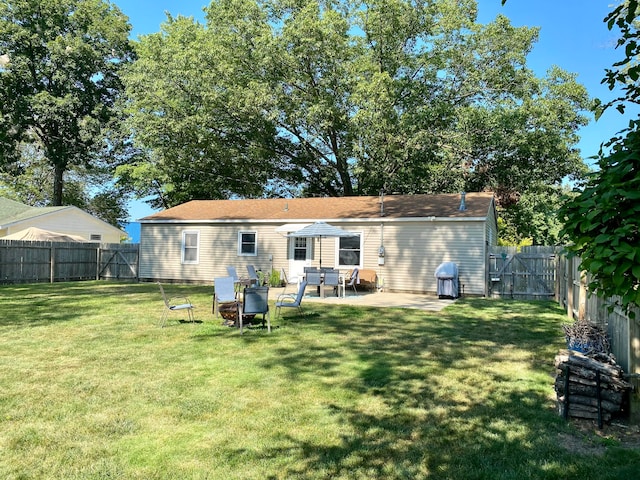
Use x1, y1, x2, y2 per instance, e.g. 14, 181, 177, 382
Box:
141, 192, 495, 223
0, 197, 69, 227
0, 197, 125, 239
3, 226, 86, 242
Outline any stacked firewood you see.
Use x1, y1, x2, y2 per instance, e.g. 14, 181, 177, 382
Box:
554, 350, 632, 425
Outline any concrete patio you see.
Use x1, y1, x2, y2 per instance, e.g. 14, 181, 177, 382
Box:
274, 287, 457, 312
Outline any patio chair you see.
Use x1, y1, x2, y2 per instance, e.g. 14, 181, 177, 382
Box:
275, 281, 307, 318
280, 268, 302, 294
344, 267, 359, 296
158, 282, 195, 327
322, 270, 340, 297
305, 270, 322, 296
246, 265, 260, 286
226, 266, 251, 290
240, 286, 270, 334
213, 276, 239, 326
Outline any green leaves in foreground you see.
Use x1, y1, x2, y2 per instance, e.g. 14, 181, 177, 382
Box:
560, 122, 640, 311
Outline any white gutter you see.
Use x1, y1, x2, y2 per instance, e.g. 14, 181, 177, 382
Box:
139, 216, 488, 224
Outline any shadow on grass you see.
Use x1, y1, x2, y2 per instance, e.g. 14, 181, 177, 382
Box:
257, 299, 639, 479
0, 281, 207, 328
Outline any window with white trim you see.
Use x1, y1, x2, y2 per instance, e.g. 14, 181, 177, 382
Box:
182, 230, 200, 264
337, 232, 362, 268
238, 231, 257, 256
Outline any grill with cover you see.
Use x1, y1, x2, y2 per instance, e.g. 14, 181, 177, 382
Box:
435, 262, 459, 299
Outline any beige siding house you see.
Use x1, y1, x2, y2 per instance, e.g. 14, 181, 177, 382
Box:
0, 197, 124, 243
140, 192, 497, 296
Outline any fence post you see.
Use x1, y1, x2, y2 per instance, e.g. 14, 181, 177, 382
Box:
578, 270, 587, 321
96, 246, 100, 280
566, 256, 574, 320
50, 246, 55, 283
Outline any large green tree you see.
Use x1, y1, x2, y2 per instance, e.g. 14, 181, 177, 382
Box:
560, 0, 640, 311
121, 0, 590, 213
0, 0, 134, 206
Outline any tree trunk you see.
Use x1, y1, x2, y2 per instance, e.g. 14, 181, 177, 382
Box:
53, 162, 65, 206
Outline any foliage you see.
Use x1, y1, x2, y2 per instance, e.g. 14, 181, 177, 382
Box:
0, 0, 134, 205
560, 124, 640, 310
559, 1, 640, 311
3, 281, 639, 478
268, 269, 282, 287
497, 184, 572, 246
121, 0, 591, 212
600, 0, 640, 114
0, 142, 129, 227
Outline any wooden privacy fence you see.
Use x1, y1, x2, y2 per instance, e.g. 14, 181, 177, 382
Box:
0, 240, 139, 283
557, 252, 640, 391
489, 246, 639, 395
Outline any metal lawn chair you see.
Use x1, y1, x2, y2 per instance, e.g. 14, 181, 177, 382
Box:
306, 270, 322, 296
240, 286, 270, 334
158, 282, 195, 327
344, 267, 359, 296
246, 265, 260, 286
322, 270, 340, 297
275, 281, 307, 318
213, 276, 239, 325
227, 266, 251, 290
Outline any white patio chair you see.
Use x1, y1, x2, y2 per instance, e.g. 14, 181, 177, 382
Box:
158, 282, 195, 327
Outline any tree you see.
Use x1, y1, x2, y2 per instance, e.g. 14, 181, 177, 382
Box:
559, 0, 640, 311
0, 142, 130, 227
121, 0, 590, 215
498, 183, 570, 246
0, 0, 134, 205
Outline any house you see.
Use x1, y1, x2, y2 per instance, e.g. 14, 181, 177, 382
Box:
139, 192, 498, 296
0, 197, 124, 243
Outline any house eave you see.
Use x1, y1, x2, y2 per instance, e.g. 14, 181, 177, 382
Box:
139, 216, 489, 225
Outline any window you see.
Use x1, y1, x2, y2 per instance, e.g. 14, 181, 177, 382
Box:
338, 233, 362, 267
293, 237, 307, 260
182, 230, 199, 264
238, 231, 257, 256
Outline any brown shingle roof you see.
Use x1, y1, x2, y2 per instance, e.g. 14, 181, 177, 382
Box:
141, 192, 494, 222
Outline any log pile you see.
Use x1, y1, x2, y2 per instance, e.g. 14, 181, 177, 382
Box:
554, 350, 632, 426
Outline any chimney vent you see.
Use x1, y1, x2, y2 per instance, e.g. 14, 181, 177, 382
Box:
459, 192, 466, 211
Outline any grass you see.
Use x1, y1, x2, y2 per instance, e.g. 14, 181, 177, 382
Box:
0, 281, 639, 479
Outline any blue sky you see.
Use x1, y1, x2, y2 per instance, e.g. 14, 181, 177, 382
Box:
115, 0, 636, 221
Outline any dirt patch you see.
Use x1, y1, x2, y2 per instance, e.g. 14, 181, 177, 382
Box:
558, 418, 640, 454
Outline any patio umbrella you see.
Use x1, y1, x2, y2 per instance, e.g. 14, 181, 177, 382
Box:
288, 221, 356, 268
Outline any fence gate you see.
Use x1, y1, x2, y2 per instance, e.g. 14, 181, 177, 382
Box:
488, 246, 559, 300
98, 244, 139, 280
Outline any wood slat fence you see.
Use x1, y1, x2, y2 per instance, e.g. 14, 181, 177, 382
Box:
0, 240, 139, 284
556, 252, 640, 395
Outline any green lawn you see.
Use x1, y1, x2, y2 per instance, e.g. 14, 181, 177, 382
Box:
0, 281, 638, 479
